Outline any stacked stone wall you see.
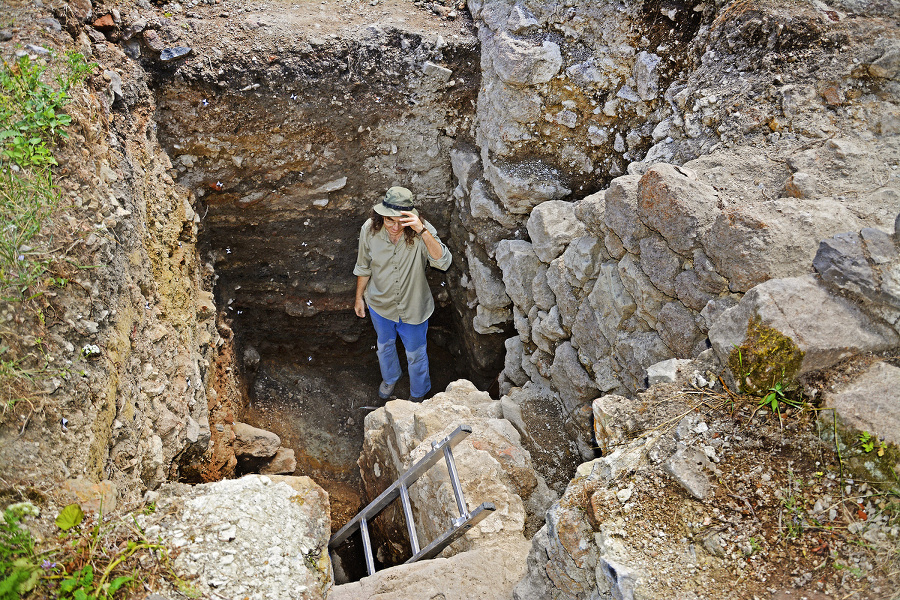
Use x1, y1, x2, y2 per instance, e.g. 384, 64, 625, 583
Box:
450, 0, 900, 464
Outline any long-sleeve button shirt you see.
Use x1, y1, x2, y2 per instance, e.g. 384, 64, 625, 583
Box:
353, 219, 452, 325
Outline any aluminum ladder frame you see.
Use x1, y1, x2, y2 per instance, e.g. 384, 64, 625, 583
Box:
328, 424, 495, 576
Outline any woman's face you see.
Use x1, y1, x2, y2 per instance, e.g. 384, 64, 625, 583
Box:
383, 216, 404, 236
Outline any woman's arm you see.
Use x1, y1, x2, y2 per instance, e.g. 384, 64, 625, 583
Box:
355, 276, 369, 318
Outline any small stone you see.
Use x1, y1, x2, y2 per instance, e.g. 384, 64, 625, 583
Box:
646, 358, 692, 386
218, 525, 237, 541
785, 172, 816, 198
142, 30, 165, 52
93, 14, 115, 28
232, 422, 280, 458
663, 445, 714, 500
820, 82, 844, 106
38, 17, 61, 32
423, 61, 452, 81
23, 44, 50, 55
103, 70, 123, 103
260, 448, 297, 475
85, 27, 106, 44
159, 46, 192, 62
616, 85, 641, 103
68, 0, 93, 21
552, 109, 578, 128
616, 487, 633, 503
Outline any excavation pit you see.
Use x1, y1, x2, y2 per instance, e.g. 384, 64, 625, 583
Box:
148, 3, 513, 578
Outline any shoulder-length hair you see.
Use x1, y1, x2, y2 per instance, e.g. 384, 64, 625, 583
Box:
370, 210, 428, 246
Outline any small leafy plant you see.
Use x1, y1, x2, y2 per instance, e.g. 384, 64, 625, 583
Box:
756, 375, 804, 428
0, 52, 94, 167
0, 502, 41, 600
0, 498, 187, 599
858, 431, 887, 457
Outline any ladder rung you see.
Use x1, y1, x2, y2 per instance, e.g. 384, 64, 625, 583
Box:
403, 502, 495, 563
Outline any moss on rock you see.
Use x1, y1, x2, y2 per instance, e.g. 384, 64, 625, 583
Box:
728, 316, 805, 395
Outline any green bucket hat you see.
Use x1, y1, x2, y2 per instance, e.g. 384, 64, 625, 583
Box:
373, 186, 418, 217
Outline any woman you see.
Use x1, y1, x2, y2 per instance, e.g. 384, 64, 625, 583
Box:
353, 187, 452, 401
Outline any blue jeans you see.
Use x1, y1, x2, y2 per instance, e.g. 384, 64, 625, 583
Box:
369, 307, 431, 399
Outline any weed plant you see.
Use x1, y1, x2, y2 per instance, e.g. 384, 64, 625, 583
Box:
0, 52, 93, 300
1, 500, 189, 599
0, 503, 39, 599
0, 50, 94, 412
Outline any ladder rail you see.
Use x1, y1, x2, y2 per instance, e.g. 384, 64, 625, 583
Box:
398, 483, 420, 555
329, 424, 473, 549
358, 517, 375, 576
442, 445, 469, 522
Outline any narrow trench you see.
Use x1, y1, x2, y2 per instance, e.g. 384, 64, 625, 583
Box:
151, 25, 499, 582
212, 237, 491, 583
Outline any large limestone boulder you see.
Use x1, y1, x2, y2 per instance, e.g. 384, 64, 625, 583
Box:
141, 475, 332, 599
638, 164, 719, 257
483, 156, 571, 215
814, 226, 900, 324
824, 361, 900, 447
496, 240, 542, 313
486, 31, 563, 86
329, 543, 531, 600
526, 200, 586, 263
709, 275, 899, 394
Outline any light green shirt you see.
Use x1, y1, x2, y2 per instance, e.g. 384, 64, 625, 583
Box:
353, 219, 452, 325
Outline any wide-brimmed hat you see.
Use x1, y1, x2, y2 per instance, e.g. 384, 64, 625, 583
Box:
373, 186, 418, 217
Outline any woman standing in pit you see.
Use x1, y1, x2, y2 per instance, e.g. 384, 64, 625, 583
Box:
353, 186, 452, 401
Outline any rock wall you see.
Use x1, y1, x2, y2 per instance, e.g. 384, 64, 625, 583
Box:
513, 216, 900, 600
450, 0, 900, 477
0, 5, 242, 505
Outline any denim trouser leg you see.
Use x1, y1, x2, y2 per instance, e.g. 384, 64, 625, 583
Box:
371, 310, 402, 386
369, 308, 430, 398
375, 340, 402, 386
404, 344, 431, 398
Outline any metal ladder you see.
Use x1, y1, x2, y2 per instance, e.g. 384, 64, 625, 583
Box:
328, 424, 495, 576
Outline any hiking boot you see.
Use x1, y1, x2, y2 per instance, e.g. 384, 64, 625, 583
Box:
409, 395, 425, 402
378, 380, 395, 400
